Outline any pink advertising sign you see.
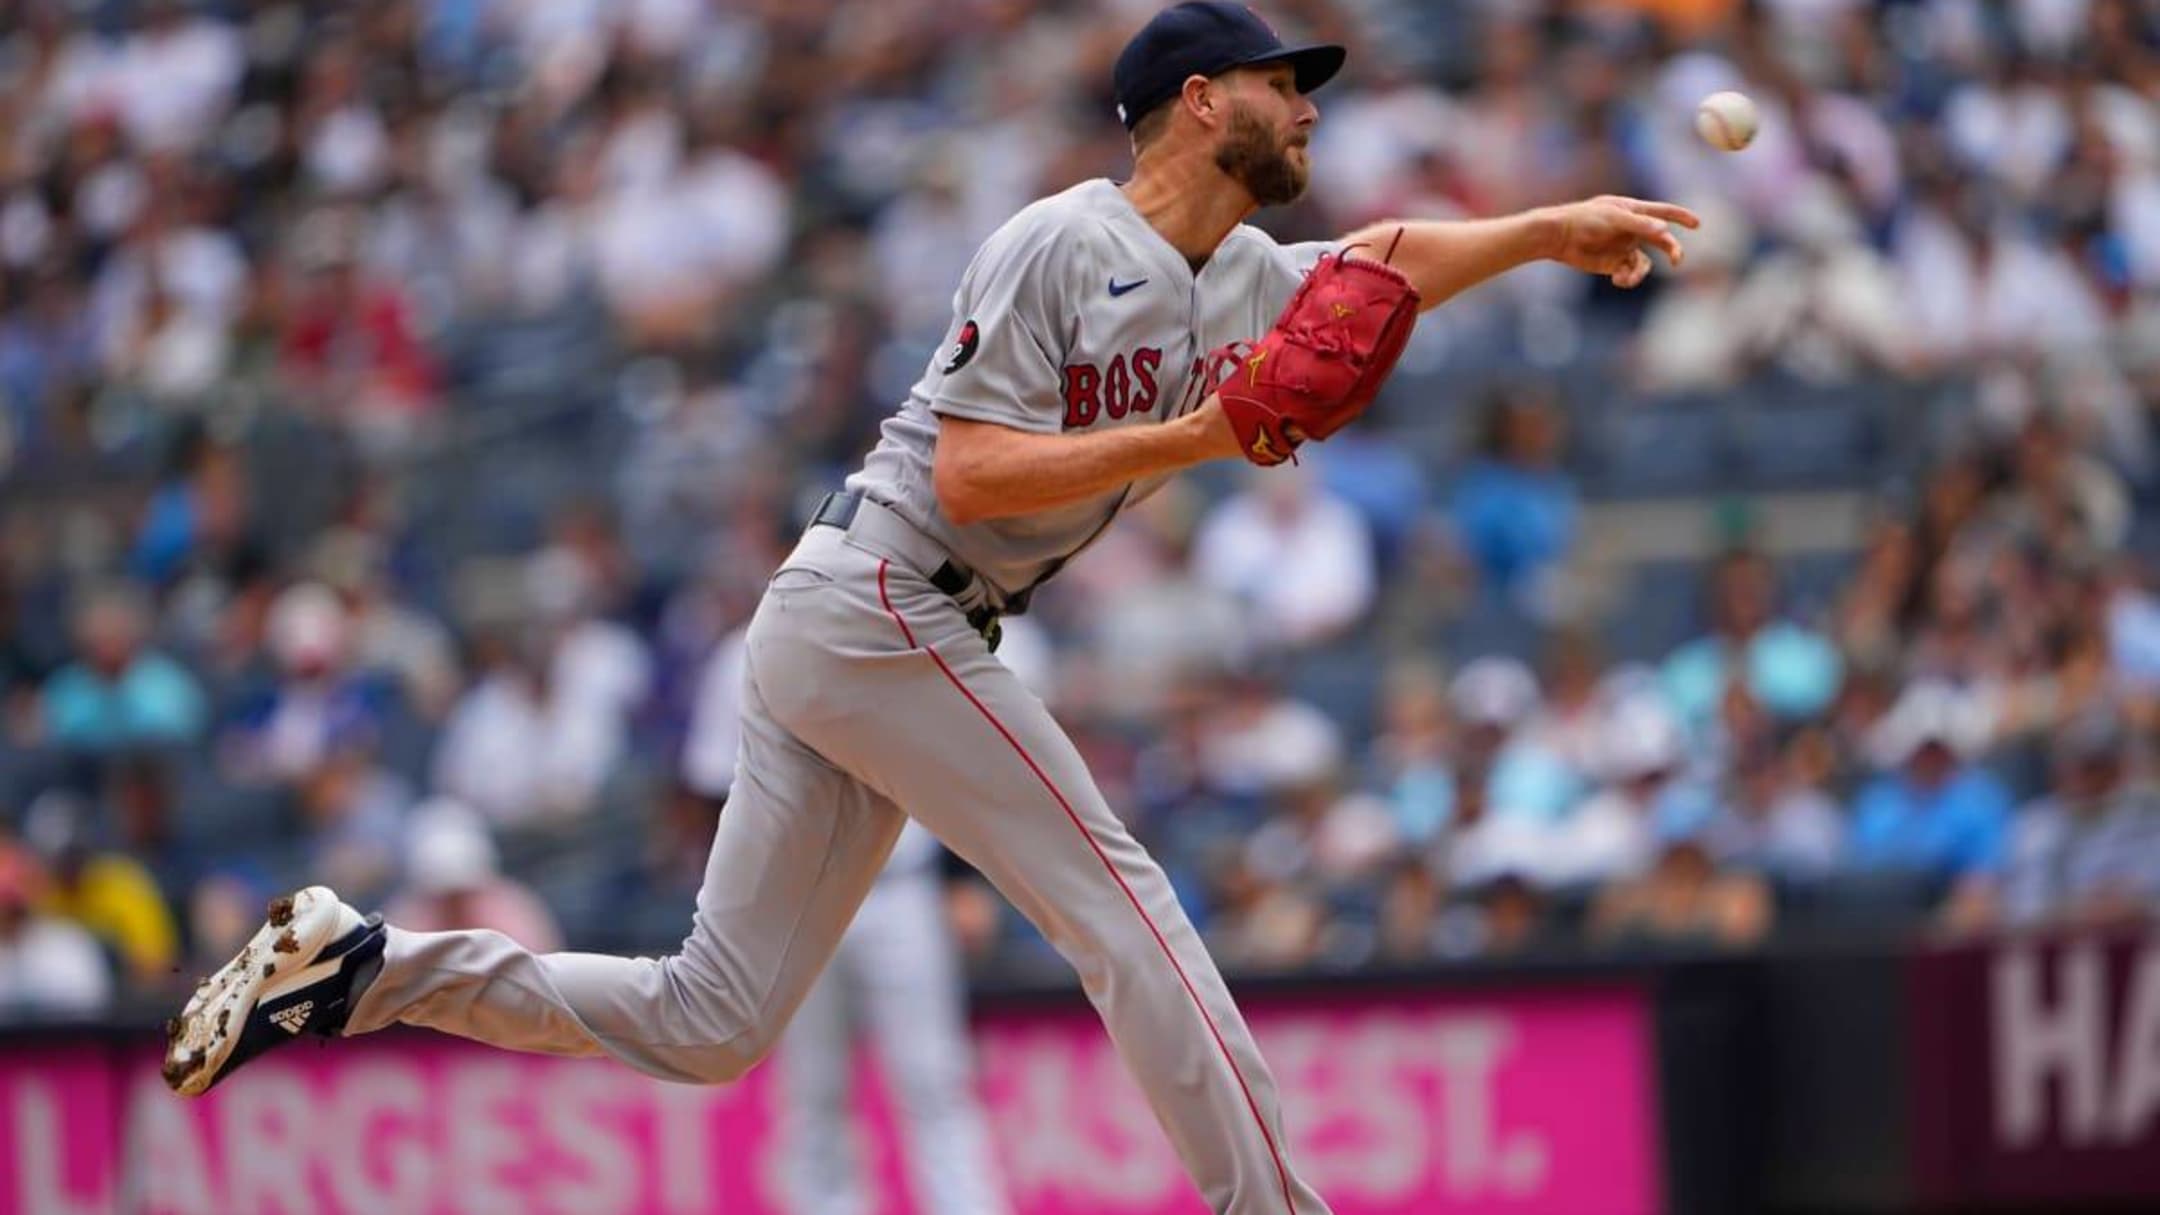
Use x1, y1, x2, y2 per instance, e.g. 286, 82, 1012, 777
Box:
0, 985, 1658, 1215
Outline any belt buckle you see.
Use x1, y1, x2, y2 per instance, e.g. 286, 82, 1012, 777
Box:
972, 610, 1003, 653
944, 564, 1000, 651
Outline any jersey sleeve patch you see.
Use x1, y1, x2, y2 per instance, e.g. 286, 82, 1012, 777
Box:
942, 319, 981, 374
926, 210, 1073, 434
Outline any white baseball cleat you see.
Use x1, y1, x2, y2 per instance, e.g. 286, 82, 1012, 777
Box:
161, 886, 385, 1096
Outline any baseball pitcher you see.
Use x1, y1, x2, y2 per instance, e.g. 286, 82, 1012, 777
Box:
163, 5, 1695, 1212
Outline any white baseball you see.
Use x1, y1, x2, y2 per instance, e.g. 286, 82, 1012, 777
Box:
1695, 91, 1759, 152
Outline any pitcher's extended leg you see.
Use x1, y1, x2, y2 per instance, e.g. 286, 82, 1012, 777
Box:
344, 665, 906, 1084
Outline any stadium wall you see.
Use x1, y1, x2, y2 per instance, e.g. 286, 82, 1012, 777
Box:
2, 932, 2155, 1215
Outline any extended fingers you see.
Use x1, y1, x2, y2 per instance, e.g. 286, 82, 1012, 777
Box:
1619, 210, 1686, 267
1615, 197, 1702, 229
1562, 196, 1699, 282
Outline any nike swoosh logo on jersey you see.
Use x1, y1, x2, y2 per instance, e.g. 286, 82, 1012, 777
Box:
1108, 277, 1149, 297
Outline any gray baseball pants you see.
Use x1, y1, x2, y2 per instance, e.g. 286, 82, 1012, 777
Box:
345, 499, 1329, 1215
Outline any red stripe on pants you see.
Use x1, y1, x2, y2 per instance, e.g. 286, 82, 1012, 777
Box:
876, 559, 1295, 1214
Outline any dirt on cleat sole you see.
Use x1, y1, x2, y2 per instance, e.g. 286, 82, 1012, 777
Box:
161, 1046, 204, 1090
162, 887, 360, 1097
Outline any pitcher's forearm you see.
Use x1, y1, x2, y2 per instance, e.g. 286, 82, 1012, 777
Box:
1341, 212, 1565, 310
934, 406, 1238, 524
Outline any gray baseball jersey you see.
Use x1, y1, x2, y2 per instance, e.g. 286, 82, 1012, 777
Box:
851, 177, 1333, 604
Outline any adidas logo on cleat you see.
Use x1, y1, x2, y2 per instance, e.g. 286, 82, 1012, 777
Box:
269, 1001, 314, 1035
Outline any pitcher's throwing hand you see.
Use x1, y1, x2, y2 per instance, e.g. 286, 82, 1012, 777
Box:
1543, 195, 1703, 289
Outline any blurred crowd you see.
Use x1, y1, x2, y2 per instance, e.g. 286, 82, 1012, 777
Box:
5, 0, 2160, 1019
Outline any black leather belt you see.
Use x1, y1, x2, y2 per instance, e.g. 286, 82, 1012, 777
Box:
810, 490, 1003, 651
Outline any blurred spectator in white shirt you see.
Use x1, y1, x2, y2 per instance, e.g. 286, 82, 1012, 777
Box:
1456, 657, 1541, 754
505, 0, 617, 105
109, 1, 243, 156
872, 153, 986, 339
1725, 181, 1909, 383
683, 626, 749, 803
2105, 565, 2160, 698
435, 627, 619, 832
0, 845, 111, 1018
1637, 183, 1907, 390
595, 112, 790, 343
1306, 67, 1462, 228
1244, 768, 1400, 896
387, 799, 564, 952
1436, 763, 1545, 893
222, 582, 384, 787
1943, 55, 2074, 204
1540, 698, 1712, 890
595, 66, 684, 196
1991, 711, 2160, 929
1449, 17, 1576, 215
1514, 632, 1612, 796
1700, 733, 1847, 882
2000, 409, 2132, 553
298, 42, 392, 197
1371, 659, 1453, 845
1782, 85, 1903, 220
435, 553, 649, 832
506, 137, 604, 315
1897, 188, 2111, 369
2113, 160, 2160, 290
1632, 201, 1755, 393
296, 741, 411, 908
676, 114, 792, 286
90, 195, 250, 366
1195, 670, 1344, 805
1193, 463, 1376, 651
529, 547, 652, 738
107, 273, 229, 405
1453, 655, 1584, 825
1066, 484, 1252, 721
365, 120, 524, 330
311, 529, 461, 721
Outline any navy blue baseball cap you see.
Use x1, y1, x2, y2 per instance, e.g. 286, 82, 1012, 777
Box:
1112, 2, 1347, 130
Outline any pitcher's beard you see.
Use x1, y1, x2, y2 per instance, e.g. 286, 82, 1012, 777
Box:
1216, 105, 1307, 206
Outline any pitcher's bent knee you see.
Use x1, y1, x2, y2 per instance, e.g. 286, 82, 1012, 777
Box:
643, 953, 784, 1085
650, 1018, 787, 1085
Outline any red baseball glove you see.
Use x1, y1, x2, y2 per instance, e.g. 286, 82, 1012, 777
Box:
1219, 245, 1421, 466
